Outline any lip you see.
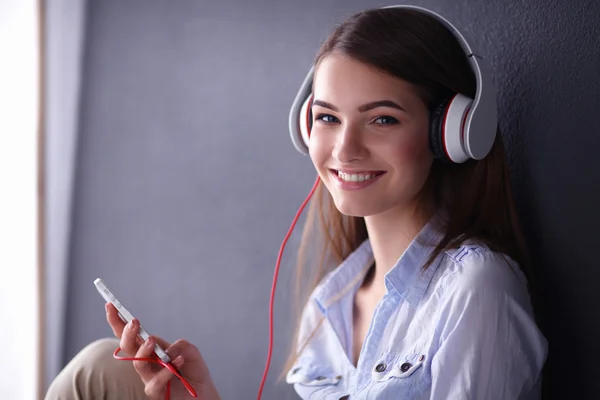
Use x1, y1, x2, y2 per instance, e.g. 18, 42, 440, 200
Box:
329, 169, 386, 191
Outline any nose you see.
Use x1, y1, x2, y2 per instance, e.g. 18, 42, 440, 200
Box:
332, 124, 368, 163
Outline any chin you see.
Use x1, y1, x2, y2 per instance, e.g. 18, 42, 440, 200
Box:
332, 198, 380, 218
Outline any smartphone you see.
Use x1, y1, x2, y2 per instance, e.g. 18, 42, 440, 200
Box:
94, 278, 171, 363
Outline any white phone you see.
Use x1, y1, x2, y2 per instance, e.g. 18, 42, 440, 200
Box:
94, 278, 171, 363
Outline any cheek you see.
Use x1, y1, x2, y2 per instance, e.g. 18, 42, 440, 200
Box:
391, 133, 431, 167
308, 134, 327, 168
387, 136, 433, 190
308, 128, 334, 161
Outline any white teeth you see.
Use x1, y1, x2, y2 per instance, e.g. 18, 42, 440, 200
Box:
337, 171, 377, 182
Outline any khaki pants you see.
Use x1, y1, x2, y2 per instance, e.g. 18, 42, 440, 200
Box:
45, 338, 147, 400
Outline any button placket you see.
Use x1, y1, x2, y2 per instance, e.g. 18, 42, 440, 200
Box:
371, 353, 427, 382
371, 357, 394, 381
287, 364, 344, 386
286, 365, 306, 384
305, 374, 342, 386
359, 293, 400, 386
375, 363, 387, 373
389, 354, 426, 378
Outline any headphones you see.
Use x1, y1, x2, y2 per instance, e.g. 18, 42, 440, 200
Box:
288, 5, 498, 164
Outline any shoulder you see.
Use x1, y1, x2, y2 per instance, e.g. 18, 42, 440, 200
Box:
436, 242, 531, 306
428, 242, 546, 353
426, 244, 548, 398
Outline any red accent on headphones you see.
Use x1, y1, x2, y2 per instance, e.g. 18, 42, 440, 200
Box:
305, 96, 313, 138
441, 93, 458, 161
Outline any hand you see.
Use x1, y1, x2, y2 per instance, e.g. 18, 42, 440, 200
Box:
105, 302, 221, 400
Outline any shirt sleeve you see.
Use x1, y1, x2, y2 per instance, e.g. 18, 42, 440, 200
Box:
429, 249, 548, 400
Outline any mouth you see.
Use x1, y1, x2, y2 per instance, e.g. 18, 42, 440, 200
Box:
330, 169, 386, 183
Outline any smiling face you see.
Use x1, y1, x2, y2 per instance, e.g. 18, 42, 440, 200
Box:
308, 54, 434, 217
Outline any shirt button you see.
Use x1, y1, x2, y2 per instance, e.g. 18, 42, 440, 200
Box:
400, 362, 412, 372
375, 363, 387, 373
418, 355, 425, 362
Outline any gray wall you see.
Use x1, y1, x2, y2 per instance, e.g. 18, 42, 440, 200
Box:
63, 0, 600, 399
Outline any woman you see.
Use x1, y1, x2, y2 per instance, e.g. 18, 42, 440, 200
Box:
46, 6, 547, 400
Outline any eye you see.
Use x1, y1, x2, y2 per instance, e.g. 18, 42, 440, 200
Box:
314, 114, 340, 124
373, 116, 399, 125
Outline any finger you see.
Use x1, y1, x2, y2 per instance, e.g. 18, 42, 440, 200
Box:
145, 355, 185, 398
105, 302, 126, 338
149, 336, 175, 363
120, 317, 142, 356
133, 336, 161, 383
106, 303, 146, 348
153, 336, 172, 351
163, 340, 185, 366
165, 339, 195, 358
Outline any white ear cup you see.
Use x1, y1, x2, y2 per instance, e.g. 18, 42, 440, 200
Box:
299, 95, 312, 151
289, 66, 315, 155
462, 56, 497, 160
443, 93, 473, 163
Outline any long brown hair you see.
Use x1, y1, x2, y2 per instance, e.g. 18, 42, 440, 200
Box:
281, 7, 532, 378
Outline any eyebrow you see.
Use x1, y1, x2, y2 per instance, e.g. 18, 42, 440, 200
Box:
311, 99, 407, 113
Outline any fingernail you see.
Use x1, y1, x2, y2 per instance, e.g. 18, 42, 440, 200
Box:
129, 319, 136, 330
173, 355, 184, 367
145, 337, 155, 348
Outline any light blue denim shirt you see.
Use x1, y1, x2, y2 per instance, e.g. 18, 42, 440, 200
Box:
286, 216, 548, 399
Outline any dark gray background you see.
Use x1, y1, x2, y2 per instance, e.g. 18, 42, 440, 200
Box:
60, 0, 600, 398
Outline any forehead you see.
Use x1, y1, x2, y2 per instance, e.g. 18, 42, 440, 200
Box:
312, 54, 421, 108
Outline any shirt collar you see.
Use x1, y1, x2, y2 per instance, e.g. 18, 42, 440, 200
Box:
313, 240, 373, 314
383, 214, 445, 307
313, 214, 445, 313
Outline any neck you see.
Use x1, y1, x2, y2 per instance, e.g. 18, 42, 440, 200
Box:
362, 201, 433, 294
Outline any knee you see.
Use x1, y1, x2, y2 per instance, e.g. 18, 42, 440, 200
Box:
45, 338, 131, 400
76, 337, 121, 364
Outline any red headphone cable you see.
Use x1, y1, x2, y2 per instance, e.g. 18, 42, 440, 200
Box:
113, 348, 198, 399
111, 175, 320, 400
256, 175, 320, 400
